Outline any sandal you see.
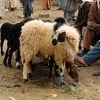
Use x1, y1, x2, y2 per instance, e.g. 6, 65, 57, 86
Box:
93, 69, 100, 76
74, 58, 85, 67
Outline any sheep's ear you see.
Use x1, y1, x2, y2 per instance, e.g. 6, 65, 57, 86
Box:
66, 67, 70, 74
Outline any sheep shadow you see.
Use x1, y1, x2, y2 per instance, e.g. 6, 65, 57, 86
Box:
29, 63, 58, 88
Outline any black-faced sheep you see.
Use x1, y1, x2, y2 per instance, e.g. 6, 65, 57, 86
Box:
20, 19, 80, 84
1, 17, 65, 70
52, 24, 80, 83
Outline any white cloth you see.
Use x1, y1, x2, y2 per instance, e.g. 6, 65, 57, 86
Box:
15, 0, 20, 7
5, 0, 20, 8
0, 0, 5, 17
80, 0, 93, 8
97, 0, 100, 9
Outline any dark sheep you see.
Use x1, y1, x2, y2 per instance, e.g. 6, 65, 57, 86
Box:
2, 18, 33, 69
1, 22, 13, 56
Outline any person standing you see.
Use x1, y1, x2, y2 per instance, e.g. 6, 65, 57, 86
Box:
42, 0, 52, 10
64, 0, 78, 22
77, 0, 100, 57
74, 41, 100, 76
0, 0, 5, 19
5, 0, 15, 11
57, 0, 65, 10
15, 0, 20, 8
70, 0, 93, 50
21, 0, 33, 18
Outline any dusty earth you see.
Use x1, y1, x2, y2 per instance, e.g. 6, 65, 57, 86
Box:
0, 0, 100, 100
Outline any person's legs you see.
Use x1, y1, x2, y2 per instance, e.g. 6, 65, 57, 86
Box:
60, 0, 64, 9
42, 0, 47, 9
77, 28, 94, 57
83, 28, 94, 49
57, 0, 62, 10
75, 42, 100, 66
64, 0, 69, 18
64, 10, 67, 18
23, 1, 33, 17
67, 12, 75, 22
77, 27, 82, 50
47, 0, 52, 9
83, 42, 100, 66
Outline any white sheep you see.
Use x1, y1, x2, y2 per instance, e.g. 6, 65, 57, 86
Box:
20, 20, 80, 84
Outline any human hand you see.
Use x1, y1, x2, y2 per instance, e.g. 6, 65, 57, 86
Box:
87, 22, 100, 31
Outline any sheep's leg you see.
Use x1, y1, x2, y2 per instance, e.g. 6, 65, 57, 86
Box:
41, 59, 48, 66
8, 47, 17, 68
79, 36, 82, 50
1, 38, 5, 56
55, 62, 66, 87
3, 47, 9, 66
8, 49, 14, 68
30, 60, 37, 71
57, 63, 65, 76
48, 58, 54, 79
16, 49, 21, 69
28, 60, 37, 80
13, 49, 18, 60
78, 28, 83, 50
23, 62, 31, 83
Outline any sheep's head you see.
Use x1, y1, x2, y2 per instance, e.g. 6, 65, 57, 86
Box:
54, 17, 65, 24
66, 64, 80, 83
52, 31, 75, 46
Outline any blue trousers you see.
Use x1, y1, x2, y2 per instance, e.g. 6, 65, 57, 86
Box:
83, 42, 100, 66
64, 0, 77, 17
21, 0, 33, 17
60, 0, 64, 9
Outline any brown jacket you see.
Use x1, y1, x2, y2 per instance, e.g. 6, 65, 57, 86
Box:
88, 1, 100, 24
87, 1, 100, 35
75, 2, 91, 29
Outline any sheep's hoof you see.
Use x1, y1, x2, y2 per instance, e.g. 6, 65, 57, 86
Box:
8, 65, 13, 68
24, 79, 29, 83
3, 61, 7, 66
17, 65, 21, 69
1, 51, 5, 56
28, 73, 34, 80
1, 53, 3, 56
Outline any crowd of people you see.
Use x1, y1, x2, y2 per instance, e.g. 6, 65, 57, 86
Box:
0, 0, 33, 19
74, 0, 100, 76
0, 0, 100, 76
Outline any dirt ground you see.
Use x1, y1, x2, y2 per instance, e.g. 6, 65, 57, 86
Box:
0, 0, 100, 100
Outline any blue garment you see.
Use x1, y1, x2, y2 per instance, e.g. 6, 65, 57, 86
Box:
57, 74, 64, 87
60, 0, 65, 9
21, 0, 33, 17
64, 0, 77, 18
83, 42, 100, 66
58, 0, 60, 4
